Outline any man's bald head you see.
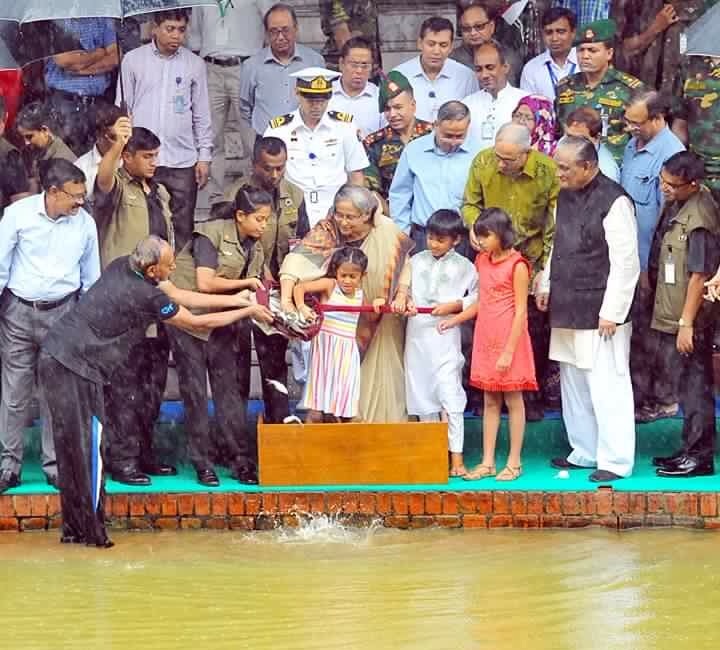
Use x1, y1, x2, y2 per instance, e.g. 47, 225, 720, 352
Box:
495, 122, 531, 151
494, 122, 531, 176
554, 135, 599, 189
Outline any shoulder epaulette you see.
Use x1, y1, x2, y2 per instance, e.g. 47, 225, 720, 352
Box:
617, 70, 643, 89
328, 110, 354, 123
269, 113, 294, 129
363, 128, 385, 146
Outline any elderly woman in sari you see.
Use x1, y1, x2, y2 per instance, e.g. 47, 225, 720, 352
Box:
511, 95, 558, 157
279, 184, 414, 422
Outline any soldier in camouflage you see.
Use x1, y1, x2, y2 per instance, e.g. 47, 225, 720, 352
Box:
362, 71, 433, 199
674, 56, 720, 203
555, 18, 644, 164
320, 0, 381, 73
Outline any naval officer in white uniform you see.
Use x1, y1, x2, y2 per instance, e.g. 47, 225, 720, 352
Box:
264, 67, 369, 227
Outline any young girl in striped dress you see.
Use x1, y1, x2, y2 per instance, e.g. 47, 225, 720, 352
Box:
293, 247, 369, 422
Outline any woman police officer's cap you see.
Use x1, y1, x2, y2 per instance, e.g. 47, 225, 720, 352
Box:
290, 67, 340, 98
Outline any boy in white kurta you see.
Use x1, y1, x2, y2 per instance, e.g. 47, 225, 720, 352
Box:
405, 210, 477, 476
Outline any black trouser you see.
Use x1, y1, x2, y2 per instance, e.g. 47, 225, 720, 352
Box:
103, 328, 169, 472
630, 288, 679, 408
154, 166, 198, 251
659, 326, 716, 461
525, 297, 551, 410
237, 322, 290, 424
169, 324, 252, 471
38, 353, 109, 546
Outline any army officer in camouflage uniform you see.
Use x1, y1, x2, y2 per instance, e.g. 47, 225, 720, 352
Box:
320, 0, 381, 74
362, 71, 433, 200
674, 55, 720, 204
555, 19, 644, 163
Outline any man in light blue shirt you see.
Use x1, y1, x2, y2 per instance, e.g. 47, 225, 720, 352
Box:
0, 159, 100, 494
392, 17, 478, 123
620, 90, 685, 424
389, 100, 476, 252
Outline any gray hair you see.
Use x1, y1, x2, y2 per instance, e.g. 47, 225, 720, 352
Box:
437, 100, 470, 123
495, 122, 531, 150
556, 135, 599, 167
333, 183, 378, 217
129, 235, 169, 274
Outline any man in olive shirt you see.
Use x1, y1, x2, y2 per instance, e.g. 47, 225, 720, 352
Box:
0, 96, 30, 215
93, 116, 175, 486
463, 122, 560, 419
227, 136, 306, 423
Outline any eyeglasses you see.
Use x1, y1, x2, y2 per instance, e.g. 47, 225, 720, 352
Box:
333, 210, 365, 222
659, 174, 692, 189
624, 117, 648, 128
57, 188, 87, 202
460, 20, 491, 34
267, 26, 293, 38
343, 60, 372, 70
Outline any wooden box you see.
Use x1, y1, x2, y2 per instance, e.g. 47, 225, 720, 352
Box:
257, 418, 449, 486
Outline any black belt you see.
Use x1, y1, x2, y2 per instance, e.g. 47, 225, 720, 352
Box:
12, 291, 77, 311
48, 89, 102, 104
204, 55, 248, 67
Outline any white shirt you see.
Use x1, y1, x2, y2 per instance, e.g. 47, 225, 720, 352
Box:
187, 1, 273, 59
328, 79, 386, 139
540, 195, 639, 369
392, 56, 478, 122
463, 84, 528, 151
76, 146, 122, 202
0, 193, 100, 301
264, 109, 370, 226
520, 48, 578, 101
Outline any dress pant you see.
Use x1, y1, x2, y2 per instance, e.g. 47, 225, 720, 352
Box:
0, 293, 76, 479
38, 353, 109, 546
630, 288, 679, 408
237, 322, 290, 424
658, 326, 716, 461
169, 324, 252, 470
103, 327, 169, 472
526, 297, 553, 411
154, 166, 199, 251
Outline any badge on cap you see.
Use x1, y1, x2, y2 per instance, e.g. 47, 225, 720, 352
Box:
585, 29, 595, 40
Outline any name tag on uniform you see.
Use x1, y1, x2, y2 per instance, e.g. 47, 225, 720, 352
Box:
664, 260, 676, 285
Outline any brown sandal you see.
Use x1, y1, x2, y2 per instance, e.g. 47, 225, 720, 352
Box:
449, 466, 468, 477
463, 464, 496, 480
496, 465, 522, 481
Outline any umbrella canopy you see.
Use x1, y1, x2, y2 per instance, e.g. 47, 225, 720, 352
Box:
0, 1, 216, 24
686, 4, 720, 57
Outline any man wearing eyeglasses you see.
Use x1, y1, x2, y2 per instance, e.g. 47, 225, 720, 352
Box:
620, 90, 685, 424
0, 158, 100, 494
327, 36, 384, 138
240, 3, 325, 139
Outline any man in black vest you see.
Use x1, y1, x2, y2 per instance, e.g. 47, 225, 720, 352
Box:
537, 136, 640, 482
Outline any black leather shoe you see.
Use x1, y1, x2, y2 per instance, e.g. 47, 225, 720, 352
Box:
589, 469, 622, 483
550, 458, 588, 470
196, 468, 220, 487
140, 462, 177, 476
45, 474, 59, 489
656, 456, 714, 477
651, 451, 685, 468
0, 471, 21, 494
231, 463, 258, 485
110, 467, 151, 486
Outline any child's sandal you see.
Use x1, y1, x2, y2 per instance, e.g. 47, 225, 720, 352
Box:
463, 464, 496, 480
496, 465, 522, 481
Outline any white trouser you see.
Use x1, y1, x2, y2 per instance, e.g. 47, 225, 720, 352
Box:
420, 412, 464, 453
559, 345, 636, 476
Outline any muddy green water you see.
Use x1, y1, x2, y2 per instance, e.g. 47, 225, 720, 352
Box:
1, 524, 719, 649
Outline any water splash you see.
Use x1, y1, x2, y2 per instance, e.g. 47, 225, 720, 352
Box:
254, 513, 385, 546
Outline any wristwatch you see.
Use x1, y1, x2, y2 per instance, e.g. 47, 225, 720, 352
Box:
678, 318, 693, 328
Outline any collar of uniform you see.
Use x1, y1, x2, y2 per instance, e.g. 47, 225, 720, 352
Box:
410, 55, 452, 81
151, 39, 181, 59
332, 79, 375, 99
37, 192, 70, 223
263, 45, 303, 65
117, 165, 154, 191
221, 218, 256, 250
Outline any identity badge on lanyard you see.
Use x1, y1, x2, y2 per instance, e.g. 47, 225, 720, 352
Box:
546, 61, 576, 89
481, 104, 495, 140
664, 247, 676, 285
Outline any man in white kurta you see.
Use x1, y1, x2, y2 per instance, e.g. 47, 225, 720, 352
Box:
539, 136, 640, 481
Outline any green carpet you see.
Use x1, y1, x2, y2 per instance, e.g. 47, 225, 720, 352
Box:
7, 415, 720, 494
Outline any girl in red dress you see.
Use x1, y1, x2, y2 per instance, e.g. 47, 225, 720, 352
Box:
439, 208, 537, 481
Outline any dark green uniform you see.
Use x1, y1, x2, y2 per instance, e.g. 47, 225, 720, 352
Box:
362, 119, 433, 198
556, 66, 644, 164
320, 0, 381, 68
681, 56, 720, 199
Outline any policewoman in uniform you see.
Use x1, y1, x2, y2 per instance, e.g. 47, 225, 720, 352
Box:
171, 185, 271, 486
264, 66, 369, 228
555, 19, 644, 164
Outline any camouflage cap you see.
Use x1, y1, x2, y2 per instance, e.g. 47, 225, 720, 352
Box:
378, 70, 413, 112
574, 19, 617, 46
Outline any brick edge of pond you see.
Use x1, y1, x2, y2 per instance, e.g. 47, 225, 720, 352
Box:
2, 489, 720, 532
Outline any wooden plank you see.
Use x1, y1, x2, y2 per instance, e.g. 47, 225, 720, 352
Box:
258, 419, 449, 486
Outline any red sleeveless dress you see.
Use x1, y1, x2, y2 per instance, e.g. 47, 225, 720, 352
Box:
470, 250, 538, 392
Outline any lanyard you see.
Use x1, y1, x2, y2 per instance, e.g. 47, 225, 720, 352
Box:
218, 0, 234, 18
546, 60, 576, 88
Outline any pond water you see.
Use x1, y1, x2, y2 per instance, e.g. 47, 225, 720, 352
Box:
1, 522, 719, 649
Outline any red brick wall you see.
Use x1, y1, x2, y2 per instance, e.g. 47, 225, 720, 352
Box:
2, 489, 720, 532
